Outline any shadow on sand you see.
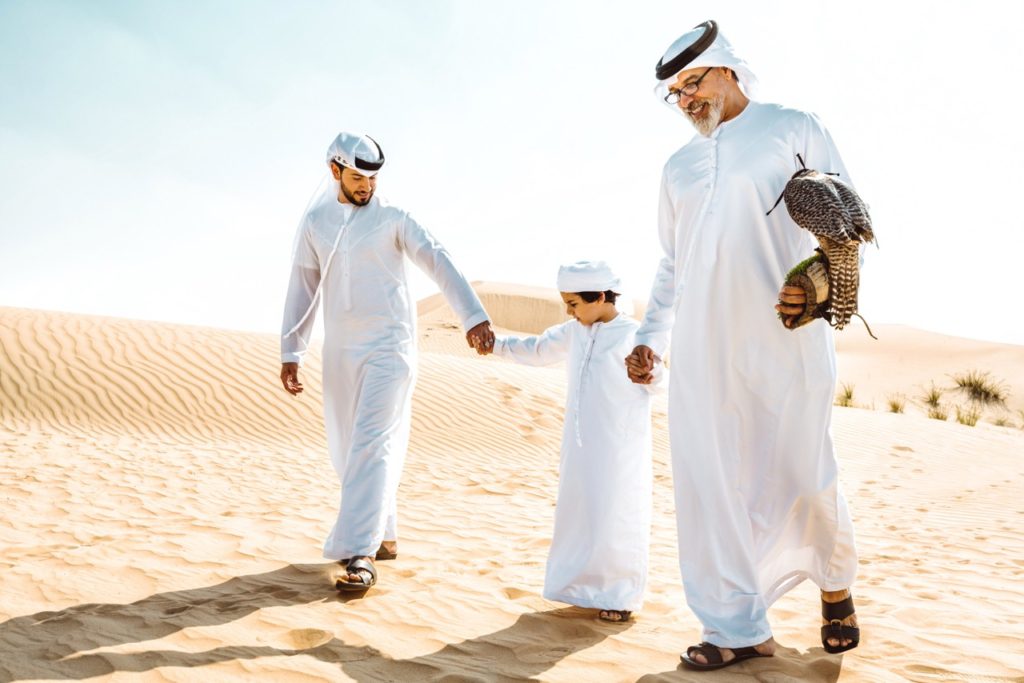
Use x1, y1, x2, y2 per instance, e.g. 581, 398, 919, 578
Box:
0, 563, 626, 682
635, 643, 844, 682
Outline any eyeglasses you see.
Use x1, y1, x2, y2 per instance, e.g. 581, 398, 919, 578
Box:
663, 67, 714, 104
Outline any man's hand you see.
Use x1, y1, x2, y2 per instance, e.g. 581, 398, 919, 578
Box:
625, 345, 657, 385
466, 321, 495, 356
280, 362, 304, 395
774, 285, 807, 329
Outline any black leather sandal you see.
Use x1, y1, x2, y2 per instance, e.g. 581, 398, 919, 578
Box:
821, 593, 860, 654
335, 557, 377, 592
680, 642, 771, 670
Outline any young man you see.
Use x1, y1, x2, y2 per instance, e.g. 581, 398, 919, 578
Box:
280, 132, 494, 591
626, 21, 861, 670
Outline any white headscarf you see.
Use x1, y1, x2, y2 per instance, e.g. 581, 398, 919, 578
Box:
654, 20, 759, 110
326, 131, 385, 177
557, 261, 621, 293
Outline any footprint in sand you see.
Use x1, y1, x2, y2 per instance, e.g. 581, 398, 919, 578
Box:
283, 628, 333, 650
502, 587, 533, 601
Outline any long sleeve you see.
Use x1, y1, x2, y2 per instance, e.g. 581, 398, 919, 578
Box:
494, 322, 572, 366
399, 214, 489, 331
280, 223, 320, 364
642, 358, 669, 395
634, 169, 678, 357
802, 112, 850, 184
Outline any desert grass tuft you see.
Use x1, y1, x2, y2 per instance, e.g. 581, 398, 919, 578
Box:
928, 404, 948, 421
835, 382, 855, 408
922, 383, 943, 409
951, 370, 1008, 407
886, 394, 906, 414
992, 415, 1013, 428
955, 404, 980, 427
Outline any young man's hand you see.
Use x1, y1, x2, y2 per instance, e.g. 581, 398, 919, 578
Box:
280, 362, 303, 395
466, 321, 495, 355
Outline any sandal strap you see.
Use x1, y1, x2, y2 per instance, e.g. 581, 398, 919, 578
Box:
346, 557, 377, 584
685, 642, 723, 665
821, 595, 855, 620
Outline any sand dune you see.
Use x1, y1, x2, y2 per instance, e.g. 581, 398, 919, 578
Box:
1, 292, 1023, 682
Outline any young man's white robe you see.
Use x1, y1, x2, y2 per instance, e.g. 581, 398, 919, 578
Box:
496, 314, 659, 612
635, 101, 859, 648
282, 194, 488, 560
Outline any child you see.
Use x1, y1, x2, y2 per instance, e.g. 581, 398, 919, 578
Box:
491, 261, 663, 622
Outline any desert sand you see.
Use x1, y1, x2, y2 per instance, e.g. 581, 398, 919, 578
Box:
1, 287, 1022, 682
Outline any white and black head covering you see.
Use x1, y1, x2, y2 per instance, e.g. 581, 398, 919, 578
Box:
326, 131, 385, 177
557, 260, 621, 293
654, 20, 758, 107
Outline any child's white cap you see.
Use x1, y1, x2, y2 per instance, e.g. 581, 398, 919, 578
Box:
557, 260, 620, 293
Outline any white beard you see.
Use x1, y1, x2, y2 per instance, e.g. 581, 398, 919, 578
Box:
685, 95, 725, 136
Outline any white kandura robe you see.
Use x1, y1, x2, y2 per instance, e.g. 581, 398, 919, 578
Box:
496, 314, 661, 612
635, 101, 859, 648
282, 194, 488, 560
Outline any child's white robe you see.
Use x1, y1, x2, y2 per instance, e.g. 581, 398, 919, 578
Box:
496, 313, 659, 611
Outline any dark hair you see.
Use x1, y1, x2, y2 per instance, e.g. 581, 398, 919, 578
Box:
577, 290, 619, 305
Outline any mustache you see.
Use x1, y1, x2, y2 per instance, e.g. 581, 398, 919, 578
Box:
685, 100, 709, 114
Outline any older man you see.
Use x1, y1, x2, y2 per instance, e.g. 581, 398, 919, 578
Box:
281, 132, 494, 592
626, 21, 861, 670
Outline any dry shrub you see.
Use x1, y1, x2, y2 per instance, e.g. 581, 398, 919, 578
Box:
951, 370, 1008, 407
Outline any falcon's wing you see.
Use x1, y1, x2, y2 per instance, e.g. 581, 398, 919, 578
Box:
832, 178, 874, 244
783, 173, 855, 243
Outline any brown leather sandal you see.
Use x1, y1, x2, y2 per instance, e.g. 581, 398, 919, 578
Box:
375, 543, 398, 561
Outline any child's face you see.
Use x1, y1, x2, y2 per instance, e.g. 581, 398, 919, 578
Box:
561, 292, 604, 326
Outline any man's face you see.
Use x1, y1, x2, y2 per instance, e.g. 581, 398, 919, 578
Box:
333, 164, 377, 206
670, 66, 726, 137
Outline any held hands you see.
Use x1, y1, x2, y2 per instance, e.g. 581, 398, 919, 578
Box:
466, 321, 495, 356
280, 362, 303, 395
625, 345, 658, 385
775, 285, 807, 329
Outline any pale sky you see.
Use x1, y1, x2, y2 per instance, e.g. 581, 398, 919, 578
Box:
2, 1, 1023, 345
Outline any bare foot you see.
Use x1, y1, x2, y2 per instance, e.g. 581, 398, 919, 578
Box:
689, 637, 776, 665
822, 588, 858, 649
598, 609, 631, 622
